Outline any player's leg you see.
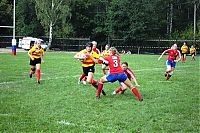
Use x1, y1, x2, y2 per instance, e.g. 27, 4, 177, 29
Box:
183, 53, 187, 63
192, 53, 195, 61
112, 82, 127, 95
165, 60, 172, 80
78, 73, 86, 84
35, 58, 42, 84
167, 61, 176, 80
123, 78, 143, 101
86, 68, 106, 96
29, 58, 36, 78
96, 75, 109, 98
119, 83, 128, 94
29, 65, 36, 78
36, 63, 41, 84
182, 53, 185, 63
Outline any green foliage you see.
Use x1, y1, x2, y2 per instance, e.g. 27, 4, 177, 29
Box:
0, 52, 199, 132
16, 0, 44, 36
35, 0, 72, 37
0, 0, 13, 35
0, 0, 199, 41
171, 21, 200, 40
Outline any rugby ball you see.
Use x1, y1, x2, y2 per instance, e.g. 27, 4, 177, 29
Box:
78, 53, 86, 62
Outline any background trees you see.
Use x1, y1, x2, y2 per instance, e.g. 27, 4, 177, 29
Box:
0, 0, 199, 43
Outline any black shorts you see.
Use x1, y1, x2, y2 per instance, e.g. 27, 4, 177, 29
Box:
82, 65, 95, 76
29, 58, 41, 66
181, 52, 187, 55
191, 53, 195, 56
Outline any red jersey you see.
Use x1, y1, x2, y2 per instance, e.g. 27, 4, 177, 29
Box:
104, 54, 124, 74
93, 48, 100, 55
163, 49, 181, 61
124, 68, 135, 80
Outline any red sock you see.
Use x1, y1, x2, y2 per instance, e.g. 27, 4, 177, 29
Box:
79, 73, 85, 81
37, 69, 41, 80
115, 87, 122, 93
91, 79, 98, 88
96, 82, 103, 97
131, 87, 142, 101
31, 71, 35, 74
83, 76, 87, 81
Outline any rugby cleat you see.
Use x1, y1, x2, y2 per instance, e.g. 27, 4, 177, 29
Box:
101, 90, 106, 95
37, 80, 40, 84
29, 73, 32, 78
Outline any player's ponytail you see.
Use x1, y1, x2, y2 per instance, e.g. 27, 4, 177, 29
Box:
109, 47, 120, 55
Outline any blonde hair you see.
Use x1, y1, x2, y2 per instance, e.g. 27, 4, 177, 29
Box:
109, 47, 120, 55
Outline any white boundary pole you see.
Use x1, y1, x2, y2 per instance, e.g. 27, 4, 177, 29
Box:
12, 0, 16, 55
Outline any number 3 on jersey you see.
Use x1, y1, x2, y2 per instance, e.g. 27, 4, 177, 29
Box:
113, 59, 118, 67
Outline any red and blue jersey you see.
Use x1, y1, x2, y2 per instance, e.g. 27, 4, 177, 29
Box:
163, 49, 181, 62
104, 54, 124, 74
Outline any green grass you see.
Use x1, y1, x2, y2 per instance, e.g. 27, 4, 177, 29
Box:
0, 52, 199, 133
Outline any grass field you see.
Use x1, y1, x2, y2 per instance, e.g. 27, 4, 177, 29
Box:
0, 52, 199, 132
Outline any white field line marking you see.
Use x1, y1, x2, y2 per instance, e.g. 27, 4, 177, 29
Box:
0, 113, 13, 116
57, 120, 97, 129
0, 65, 195, 85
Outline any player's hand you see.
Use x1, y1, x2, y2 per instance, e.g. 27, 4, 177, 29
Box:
158, 56, 161, 61
31, 57, 34, 61
41, 59, 44, 63
174, 60, 179, 62
85, 52, 90, 57
136, 84, 140, 87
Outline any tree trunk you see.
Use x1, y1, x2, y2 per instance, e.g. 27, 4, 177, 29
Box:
169, 3, 173, 35
48, 21, 53, 48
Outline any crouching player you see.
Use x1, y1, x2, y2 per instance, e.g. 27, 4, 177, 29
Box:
158, 44, 181, 80
91, 47, 143, 101
112, 62, 140, 95
28, 41, 44, 84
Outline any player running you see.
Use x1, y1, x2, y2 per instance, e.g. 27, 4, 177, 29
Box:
77, 41, 100, 84
90, 47, 143, 101
181, 42, 188, 63
158, 44, 181, 80
112, 62, 140, 95
190, 45, 196, 61
28, 41, 45, 84
74, 42, 106, 95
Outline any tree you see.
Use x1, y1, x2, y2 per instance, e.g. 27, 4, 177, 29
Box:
35, 0, 72, 47
16, 0, 44, 36
0, 0, 12, 36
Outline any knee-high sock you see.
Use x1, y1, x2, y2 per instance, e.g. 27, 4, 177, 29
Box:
131, 87, 142, 101
115, 87, 122, 93
79, 73, 85, 81
96, 82, 103, 97
91, 79, 98, 88
37, 69, 41, 80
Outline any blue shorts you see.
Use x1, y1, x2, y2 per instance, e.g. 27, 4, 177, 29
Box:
166, 60, 176, 68
106, 73, 128, 83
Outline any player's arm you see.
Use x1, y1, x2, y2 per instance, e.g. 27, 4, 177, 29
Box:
174, 50, 181, 62
127, 69, 140, 87
158, 49, 168, 61
41, 49, 45, 62
74, 51, 85, 60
